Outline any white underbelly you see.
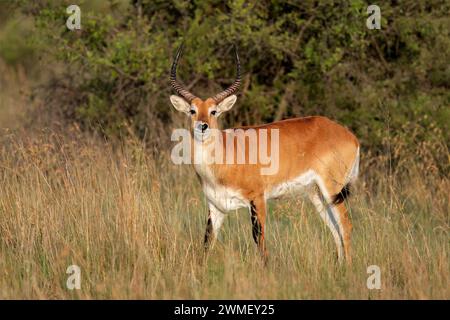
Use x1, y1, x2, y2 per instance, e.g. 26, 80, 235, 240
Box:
265, 170, 317, 200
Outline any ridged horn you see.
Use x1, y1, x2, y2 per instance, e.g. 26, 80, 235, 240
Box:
170, 43, 198, 103
211, 45, 241, 104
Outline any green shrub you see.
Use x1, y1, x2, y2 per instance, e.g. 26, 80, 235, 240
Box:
14, 0, 450, 174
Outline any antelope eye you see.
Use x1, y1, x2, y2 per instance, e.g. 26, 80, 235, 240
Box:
189, 109, 196, 115
211, 110, 217, 116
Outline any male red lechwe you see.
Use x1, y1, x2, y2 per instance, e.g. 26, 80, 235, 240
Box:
169, 44, 360, 263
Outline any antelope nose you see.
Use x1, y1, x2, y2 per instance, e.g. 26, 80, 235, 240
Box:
201, 123, 208, 132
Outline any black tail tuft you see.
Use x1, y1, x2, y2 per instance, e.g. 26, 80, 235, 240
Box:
332, 183, 351, 205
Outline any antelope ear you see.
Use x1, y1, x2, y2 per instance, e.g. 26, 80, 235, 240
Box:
170, 95, 190, 113
216, 95, 237, 114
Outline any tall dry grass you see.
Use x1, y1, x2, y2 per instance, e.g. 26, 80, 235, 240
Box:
0, 56, 448, 299
0, 125, 448, 299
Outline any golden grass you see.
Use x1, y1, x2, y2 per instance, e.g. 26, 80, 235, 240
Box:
0, 127, 448, 299
0, 58, 448, 299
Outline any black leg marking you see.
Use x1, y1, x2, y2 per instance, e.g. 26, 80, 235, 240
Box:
250, 201, 262, 244
204, 215, 213, 249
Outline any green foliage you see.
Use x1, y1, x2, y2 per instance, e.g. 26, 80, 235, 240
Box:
14, 0, 450, 173
0, 2, 36, 68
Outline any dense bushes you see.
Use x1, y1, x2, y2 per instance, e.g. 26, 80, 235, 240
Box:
6, 0, 450, 174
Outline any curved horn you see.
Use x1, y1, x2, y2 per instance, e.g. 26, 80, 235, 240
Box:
212, 45, 241, 104
170, 43, 198, 103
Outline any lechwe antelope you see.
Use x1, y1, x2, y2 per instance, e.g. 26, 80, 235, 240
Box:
169, 44, 360, 263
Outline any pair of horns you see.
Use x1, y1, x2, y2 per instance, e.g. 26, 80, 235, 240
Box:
170, 44, 241, 104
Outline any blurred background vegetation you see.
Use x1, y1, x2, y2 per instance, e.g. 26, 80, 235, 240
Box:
0, 0, 448, 299
0, 0, 448, 175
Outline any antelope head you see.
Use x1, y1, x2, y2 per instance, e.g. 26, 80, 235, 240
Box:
169, 44, 241, 141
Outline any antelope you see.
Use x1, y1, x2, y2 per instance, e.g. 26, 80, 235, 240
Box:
169, 44, 360, 263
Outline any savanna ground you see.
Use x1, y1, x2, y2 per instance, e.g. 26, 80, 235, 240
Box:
0, 63, 448, 299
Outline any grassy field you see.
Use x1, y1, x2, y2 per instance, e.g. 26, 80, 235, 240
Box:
0, 60, 448, 300
0, 124, 448, 299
